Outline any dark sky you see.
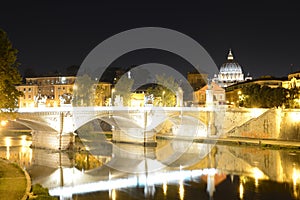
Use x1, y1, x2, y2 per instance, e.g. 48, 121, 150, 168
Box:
1, 1, 300, 78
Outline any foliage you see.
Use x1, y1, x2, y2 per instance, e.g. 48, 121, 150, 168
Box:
0, 29, 23, 118
114, 75, 134, 106
147, 74, 178, 107
31, 184, 58, 200
286, 87, 300, 108
240, 84, 287, 108
32, 184, 49, 196
72, 74, 94, 106
94, 84, 107, 106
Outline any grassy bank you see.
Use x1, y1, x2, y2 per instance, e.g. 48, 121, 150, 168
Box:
0, 158, 27, 200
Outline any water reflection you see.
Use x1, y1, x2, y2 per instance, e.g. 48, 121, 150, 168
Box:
179, 179, 184, 200
239, 179, 244, 199
5, 137, 10, 159
1, 133, 300, 199
0, 134, 32, 168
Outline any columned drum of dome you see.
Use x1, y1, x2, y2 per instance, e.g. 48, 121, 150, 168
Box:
217, 49, 244, 87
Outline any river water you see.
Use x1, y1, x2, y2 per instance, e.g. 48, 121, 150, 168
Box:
0, 131, 300, 200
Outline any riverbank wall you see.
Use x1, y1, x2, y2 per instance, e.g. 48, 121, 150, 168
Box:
226, 108, 300, 140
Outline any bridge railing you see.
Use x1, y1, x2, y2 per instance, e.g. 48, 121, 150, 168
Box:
17, 106, 224, 113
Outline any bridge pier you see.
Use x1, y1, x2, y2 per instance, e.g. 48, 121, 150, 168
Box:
207, 111, 217, 136
31, 131, 74, 150
112, 128, 157, 147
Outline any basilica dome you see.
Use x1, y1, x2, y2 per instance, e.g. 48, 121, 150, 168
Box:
219, 49, 243, 74
217, 49, 244, 87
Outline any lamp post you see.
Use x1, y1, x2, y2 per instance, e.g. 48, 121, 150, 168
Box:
111, 88, 115, 106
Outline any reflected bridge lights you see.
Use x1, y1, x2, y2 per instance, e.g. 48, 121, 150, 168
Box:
252, 167, 267, 187
49, 168, 219, 198
5, 137, 11, 160
292, 165, 300, 198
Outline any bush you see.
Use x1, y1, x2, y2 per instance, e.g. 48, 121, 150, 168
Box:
32, 184, 49, 196
31, 184, 58, 199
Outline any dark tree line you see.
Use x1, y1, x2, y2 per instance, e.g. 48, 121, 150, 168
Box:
239, 84, 288, 108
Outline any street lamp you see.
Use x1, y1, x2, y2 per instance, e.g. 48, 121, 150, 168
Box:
111, 88, 115, 106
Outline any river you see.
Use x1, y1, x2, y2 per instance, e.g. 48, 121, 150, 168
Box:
0, 131, 299, 200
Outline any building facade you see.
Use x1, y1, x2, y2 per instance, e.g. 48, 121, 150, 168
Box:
16, 76, 111, 108
193, 82, 226, 106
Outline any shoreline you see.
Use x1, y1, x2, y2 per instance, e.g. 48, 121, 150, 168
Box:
0, 158, 30, 200
156, 134, 300, 150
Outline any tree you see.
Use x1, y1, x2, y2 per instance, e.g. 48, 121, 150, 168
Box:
240, 84, 287, 108
72, 74, 94, 106
94, 83, 107, 106
0, 29, 23, 119
114, 75, 134, 106
286, 86, 300, 108
147, 74, 178, 107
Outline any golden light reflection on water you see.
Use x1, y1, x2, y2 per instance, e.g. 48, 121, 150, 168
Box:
252, 167, 264, 187
110, 189, 116, 200
163, 181, 167, 196
1, 135, 32, 167
5, 137, 11, 160
179, 180, 184, 200
239, 181, 244, 199
292, 166, 300, 198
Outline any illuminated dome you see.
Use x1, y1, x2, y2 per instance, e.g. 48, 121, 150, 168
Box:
217, 49, 244, 87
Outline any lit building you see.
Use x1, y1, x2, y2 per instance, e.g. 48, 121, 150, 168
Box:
16, 76, 111, 108
130, 92, 145, 107
282, 71, 300, 89
193, 82, 226, 106
214, 49, 250, 87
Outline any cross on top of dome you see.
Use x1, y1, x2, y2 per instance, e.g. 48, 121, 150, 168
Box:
227, 49, 234, 60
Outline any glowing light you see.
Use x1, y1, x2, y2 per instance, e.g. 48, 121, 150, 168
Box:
292, 167, 300, 198
179, 180, 184, 200
250, 108, 264, 118
1, 120, 8, 127
252, 167, 264, 187
292, 167, 300, 186
49, 169, 212, 197
290, 112, 300, 123
5, 137, 11, 147
163, 182, 167, 196
21, 135, 28, 153
239, 182, 244, 199
111, 189, 116, 200
5, 137, 11, 160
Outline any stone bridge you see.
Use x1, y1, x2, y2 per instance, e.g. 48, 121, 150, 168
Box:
15, 106, 226, 150
15, 106, 286, 150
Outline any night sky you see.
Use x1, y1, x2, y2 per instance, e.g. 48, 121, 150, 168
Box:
1, 1, 300, 79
